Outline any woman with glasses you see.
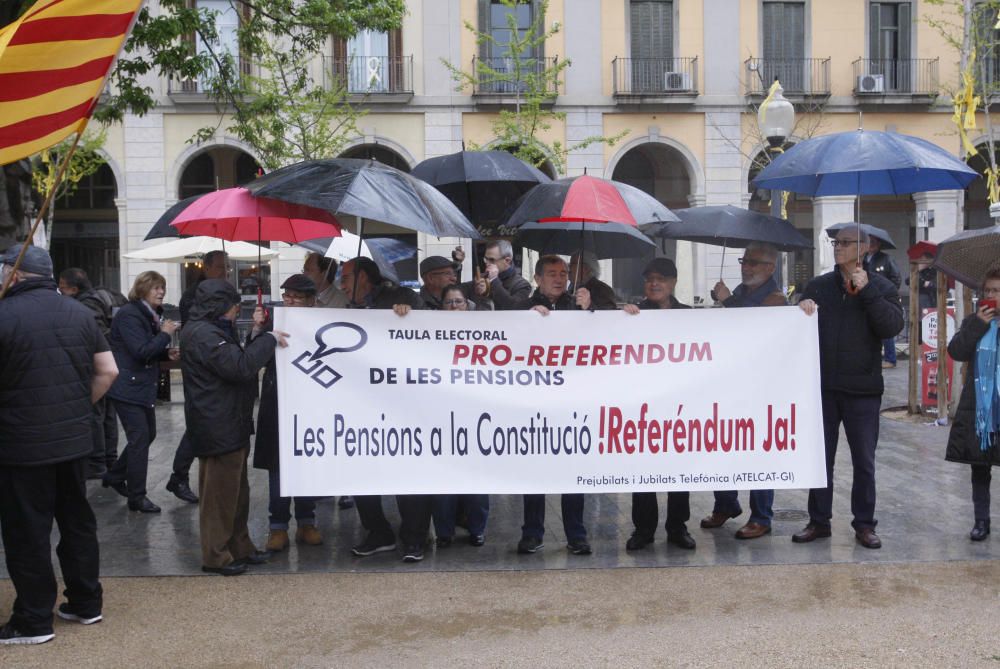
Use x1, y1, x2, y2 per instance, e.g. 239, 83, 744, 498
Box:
946, 267, 1000, 541
103, 271, 179, 513
432, 284, 489, 547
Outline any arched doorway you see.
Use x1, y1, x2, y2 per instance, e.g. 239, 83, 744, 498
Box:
966, 142, 999, 231
748, 146, 814, 294
611, 142, 692, 301
177, 147, 264, 296
338, 143, 419, 284
50, 163, 120, 290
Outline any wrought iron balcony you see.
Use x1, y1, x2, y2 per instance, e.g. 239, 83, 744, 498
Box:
168, 59, 258, 97
612, 57, 699, 97
744, 57, 831, 97
852, 58, 939, 97
323, 55, 414, 96
471, 56, 560, 96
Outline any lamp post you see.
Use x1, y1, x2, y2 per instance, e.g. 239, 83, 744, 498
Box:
757, 82, 795, 290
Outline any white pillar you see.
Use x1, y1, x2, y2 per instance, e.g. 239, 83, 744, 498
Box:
812, 195, 856, 275
912, 190, 963, 244
677, 193, 707, 305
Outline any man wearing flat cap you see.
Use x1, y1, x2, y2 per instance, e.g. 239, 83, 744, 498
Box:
419, 255, 476, 310
622, 257, 697, 552
0, 244, 119, 644
181, 279, 288, 576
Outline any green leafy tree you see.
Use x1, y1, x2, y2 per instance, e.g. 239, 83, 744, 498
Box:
443, 0, 625, 174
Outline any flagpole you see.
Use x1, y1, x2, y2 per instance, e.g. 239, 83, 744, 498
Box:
0, 129, 84, 298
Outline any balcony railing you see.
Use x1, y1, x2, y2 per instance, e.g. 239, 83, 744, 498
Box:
612, 57, 698, 96
471, 56, 560, 96
167, 59, 258, 96
745, 57, 831, 97
324, 55, 413, 95
852, 58, 939, 96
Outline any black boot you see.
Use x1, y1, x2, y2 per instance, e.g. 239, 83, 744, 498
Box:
970, 519, 990, 542
166, 476, 199, 504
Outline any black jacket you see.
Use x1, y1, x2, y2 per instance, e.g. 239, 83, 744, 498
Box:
802, 269, 904, 396
583, 277, 618, 310
864, 250, 902, 290
179, 278, 202, 323
0, 278, 108, 466
489, 268, 533, 310
106, 300, 171, 408
349, 282, 423, 310
521, 289, 579, 311
180, 280, 277, 458
946, 315, 1000, 467
638, 296, 691, 311
74, 288, 112, 336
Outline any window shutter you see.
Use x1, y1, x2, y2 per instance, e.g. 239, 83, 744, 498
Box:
630, 2, 672, 60
332, 36, 347, 88
478, 0, 491, 60
869, 2, 881, 59
388, 28, 403, 91
898, 2, 911, 61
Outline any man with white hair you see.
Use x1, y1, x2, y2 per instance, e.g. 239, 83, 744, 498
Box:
702, 242, 786, 540
569, 251, 617, 310
474, 239, 532, 310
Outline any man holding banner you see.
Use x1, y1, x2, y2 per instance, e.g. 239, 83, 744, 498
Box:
795, 226, 903, 549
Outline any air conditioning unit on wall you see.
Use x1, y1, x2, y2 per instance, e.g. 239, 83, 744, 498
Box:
857, 73, 885, 93
664, 71, 692, 91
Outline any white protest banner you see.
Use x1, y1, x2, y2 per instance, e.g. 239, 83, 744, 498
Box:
275, 306, 826, 496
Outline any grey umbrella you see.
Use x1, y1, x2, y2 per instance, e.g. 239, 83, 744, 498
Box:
932, 226, 1000, 288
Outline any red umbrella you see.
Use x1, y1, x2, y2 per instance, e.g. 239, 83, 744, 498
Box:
169, 187, 342, 308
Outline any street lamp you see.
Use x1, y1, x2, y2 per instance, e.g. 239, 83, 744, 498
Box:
757, 81, 795, 288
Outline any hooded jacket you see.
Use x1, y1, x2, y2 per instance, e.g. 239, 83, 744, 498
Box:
801, 269, 904, 396
0, 278, 108, 466
180, 279, 276, 458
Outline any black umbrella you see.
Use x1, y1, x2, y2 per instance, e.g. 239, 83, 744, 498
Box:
932, 226, 1000, 288
244, 158, 481, 239
824, 222, 896, 249
144, 194, 204, 240
411, 150, 551, 237
641, 205, 812, 252
514, 220, 655, 259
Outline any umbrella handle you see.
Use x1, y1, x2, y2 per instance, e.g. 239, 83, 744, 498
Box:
846, 217, 861, 295
257, 287, 269, 320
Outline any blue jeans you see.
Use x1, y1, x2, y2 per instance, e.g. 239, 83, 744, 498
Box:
712, 489, 775, 526
267, 468, 316, 530
433, 495, 489, 538
883, 337, 896, 364
521, 494, 586, 543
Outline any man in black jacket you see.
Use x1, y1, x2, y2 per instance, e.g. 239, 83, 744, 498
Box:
167, 250, 231, 504
863, 236, 902, 368
0, 245, 119, 644
181, 279, 286, 576
795, 226, 904, 549
474, 239, 532, 310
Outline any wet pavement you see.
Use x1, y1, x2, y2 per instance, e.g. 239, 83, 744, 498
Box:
2, 364, 996, 578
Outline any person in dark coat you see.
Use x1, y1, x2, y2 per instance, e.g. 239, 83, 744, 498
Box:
795, 226, 904, 549
864, 236, 902, 368
102, 271, 179, 513
167, 250, 230, 505
906, 252, 938, 312
181, 279, 284, 576
514, 255, 594, 556
570, 251, 618, 310
0, 244, 118, 645
338, 257, 432, 563
475, 239, 532, 310
58, 267, 117, 480
622, 257, 697, 552
945, 267, 1000, 541
254, 274, 323, 552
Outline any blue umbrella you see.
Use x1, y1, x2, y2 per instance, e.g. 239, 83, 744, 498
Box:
751, 129, 978, 196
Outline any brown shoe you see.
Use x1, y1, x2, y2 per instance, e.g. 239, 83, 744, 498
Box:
881, 361, 895, 369
735, 521, 772, 540
265, 529, 289, 552
855, 528, 882, 549
791, 523, 832, 543
295, 524, 323, 546
700, 511, 740, 528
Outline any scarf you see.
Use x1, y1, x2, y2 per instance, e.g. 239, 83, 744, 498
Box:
974, 320, 1000, 451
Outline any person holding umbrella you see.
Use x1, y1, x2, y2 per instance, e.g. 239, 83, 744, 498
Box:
569, 251, 618, 310
795, 226, 904, 549
622, 258, 696, 551
701, 242, 786, 540
945, 267, 1000, 541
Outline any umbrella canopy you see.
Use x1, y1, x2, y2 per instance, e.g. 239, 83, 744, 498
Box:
298, 232, 416, 284
411, 150, 551, 236
907, 240, 938, 261
751, 129, 979, 196
244, 158, 481, 239
144, 194, 205, 241
932, 226, 1000, 288
504, 175, 668, 258
825, 222, 896, 249
169, 187, 341, 243
641, 205, 812, 252
124, 237, 280, 263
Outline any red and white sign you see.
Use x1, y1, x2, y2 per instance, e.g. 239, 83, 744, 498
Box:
921, 308, 955, 408
274, 307, 828, 496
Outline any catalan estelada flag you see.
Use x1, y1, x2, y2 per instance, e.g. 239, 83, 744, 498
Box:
0, 0, 143, 165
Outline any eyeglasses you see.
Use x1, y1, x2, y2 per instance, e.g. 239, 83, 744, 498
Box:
830, 239, 860, 248
738, 258, 773, 267
983, 287, 1000, 296
443, 298, 467, 306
